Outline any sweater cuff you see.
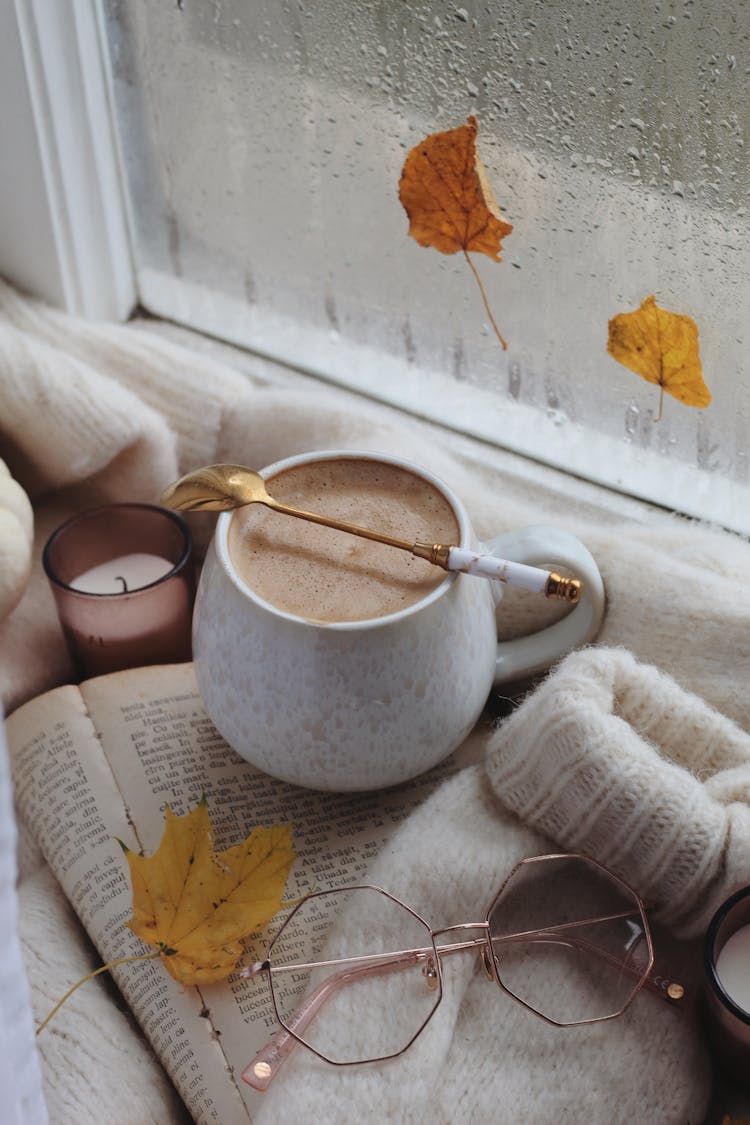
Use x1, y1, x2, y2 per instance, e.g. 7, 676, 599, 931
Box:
485, 646, 750, 936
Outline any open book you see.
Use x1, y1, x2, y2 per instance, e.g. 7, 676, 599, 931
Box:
6, 663, 486, 1124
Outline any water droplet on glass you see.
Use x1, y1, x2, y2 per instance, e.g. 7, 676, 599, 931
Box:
624, 404, 640, 439
509, 361, 522, 399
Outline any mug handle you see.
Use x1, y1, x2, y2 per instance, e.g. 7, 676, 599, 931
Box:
483, 525, 606, 685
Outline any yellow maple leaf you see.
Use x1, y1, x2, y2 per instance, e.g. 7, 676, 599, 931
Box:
607, 295, 711, 421
398, 115, 512, 349
120, 799, 295, 985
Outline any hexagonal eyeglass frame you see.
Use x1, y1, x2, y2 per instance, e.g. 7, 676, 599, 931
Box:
241, 852, 686, 1091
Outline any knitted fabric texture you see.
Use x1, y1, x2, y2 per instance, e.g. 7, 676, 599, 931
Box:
252, 767, 711, 1125
3, 280, 748, 1121
3, 277, 750, 728
486, 646, 750, 938
0, 459, 33, 622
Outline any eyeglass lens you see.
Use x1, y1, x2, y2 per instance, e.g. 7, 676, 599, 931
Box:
268, 887, 440, 1064
487, 855, 651, 1024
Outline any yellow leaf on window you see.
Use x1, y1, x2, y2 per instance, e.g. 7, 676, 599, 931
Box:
607, 295, 711, 421
120, 799, 295, 986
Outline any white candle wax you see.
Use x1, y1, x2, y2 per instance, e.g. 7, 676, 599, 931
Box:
716, 923, 750, 1014
70, 553, 174, 595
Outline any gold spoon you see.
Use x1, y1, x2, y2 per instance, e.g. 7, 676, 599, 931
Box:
161, 464, 581, 603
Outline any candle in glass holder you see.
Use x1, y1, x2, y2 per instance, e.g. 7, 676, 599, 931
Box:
70, 553, 174, 595
43, 504, 195, 679
704, 885, 750, 1086
715, 924, 750, 1016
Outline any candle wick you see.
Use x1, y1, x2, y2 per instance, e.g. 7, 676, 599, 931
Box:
115, 576, 129, 593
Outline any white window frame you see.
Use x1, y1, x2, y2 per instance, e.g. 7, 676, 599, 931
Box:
0, 0, 134, 321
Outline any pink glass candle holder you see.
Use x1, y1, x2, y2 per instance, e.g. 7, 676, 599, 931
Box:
704, 885, 750, 1086
43, 504, 195, 679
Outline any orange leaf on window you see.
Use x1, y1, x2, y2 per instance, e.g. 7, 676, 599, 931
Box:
120, 798, 295, 986
607, 295, 711, 422
398, 115, 512, 349
399, 114, 512, 260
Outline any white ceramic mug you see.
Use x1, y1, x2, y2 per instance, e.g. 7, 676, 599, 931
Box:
193, 450, 605, 791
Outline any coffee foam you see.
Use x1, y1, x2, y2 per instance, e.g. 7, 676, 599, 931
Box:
227, 458, 460, 623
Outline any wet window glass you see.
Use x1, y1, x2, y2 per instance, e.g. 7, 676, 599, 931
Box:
102, 1, 749, 529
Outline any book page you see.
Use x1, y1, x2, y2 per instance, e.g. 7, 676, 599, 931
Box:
7, 663, 487, 1124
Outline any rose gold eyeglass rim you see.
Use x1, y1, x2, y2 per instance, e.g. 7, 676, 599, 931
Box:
242, 852, 686, 1092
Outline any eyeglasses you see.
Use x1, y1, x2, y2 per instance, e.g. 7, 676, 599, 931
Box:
241, 853, 686, 1091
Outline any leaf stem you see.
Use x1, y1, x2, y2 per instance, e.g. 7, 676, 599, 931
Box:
36, 950, 162, 1036
462, 249, 507, 351
656, 383, 664, 423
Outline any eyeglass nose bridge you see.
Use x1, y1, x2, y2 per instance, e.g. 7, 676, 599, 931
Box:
431, 920, 493, 981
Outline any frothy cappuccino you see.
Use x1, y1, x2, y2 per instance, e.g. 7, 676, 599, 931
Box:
227, 457, 460, 622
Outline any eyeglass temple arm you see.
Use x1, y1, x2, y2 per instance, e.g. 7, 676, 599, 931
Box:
241, 950, 424, 1091
242, 929, 685, 1092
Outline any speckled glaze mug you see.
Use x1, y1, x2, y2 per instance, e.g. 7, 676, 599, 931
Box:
193, 450, 605, 791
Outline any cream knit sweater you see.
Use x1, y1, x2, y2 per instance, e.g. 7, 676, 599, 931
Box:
3, 278, 750, 1122
487, 646, 750, 939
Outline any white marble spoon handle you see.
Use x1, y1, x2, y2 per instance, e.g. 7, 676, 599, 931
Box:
412, 543, 581, 602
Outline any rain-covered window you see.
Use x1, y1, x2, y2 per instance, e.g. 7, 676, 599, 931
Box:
101, 1, 749, 531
